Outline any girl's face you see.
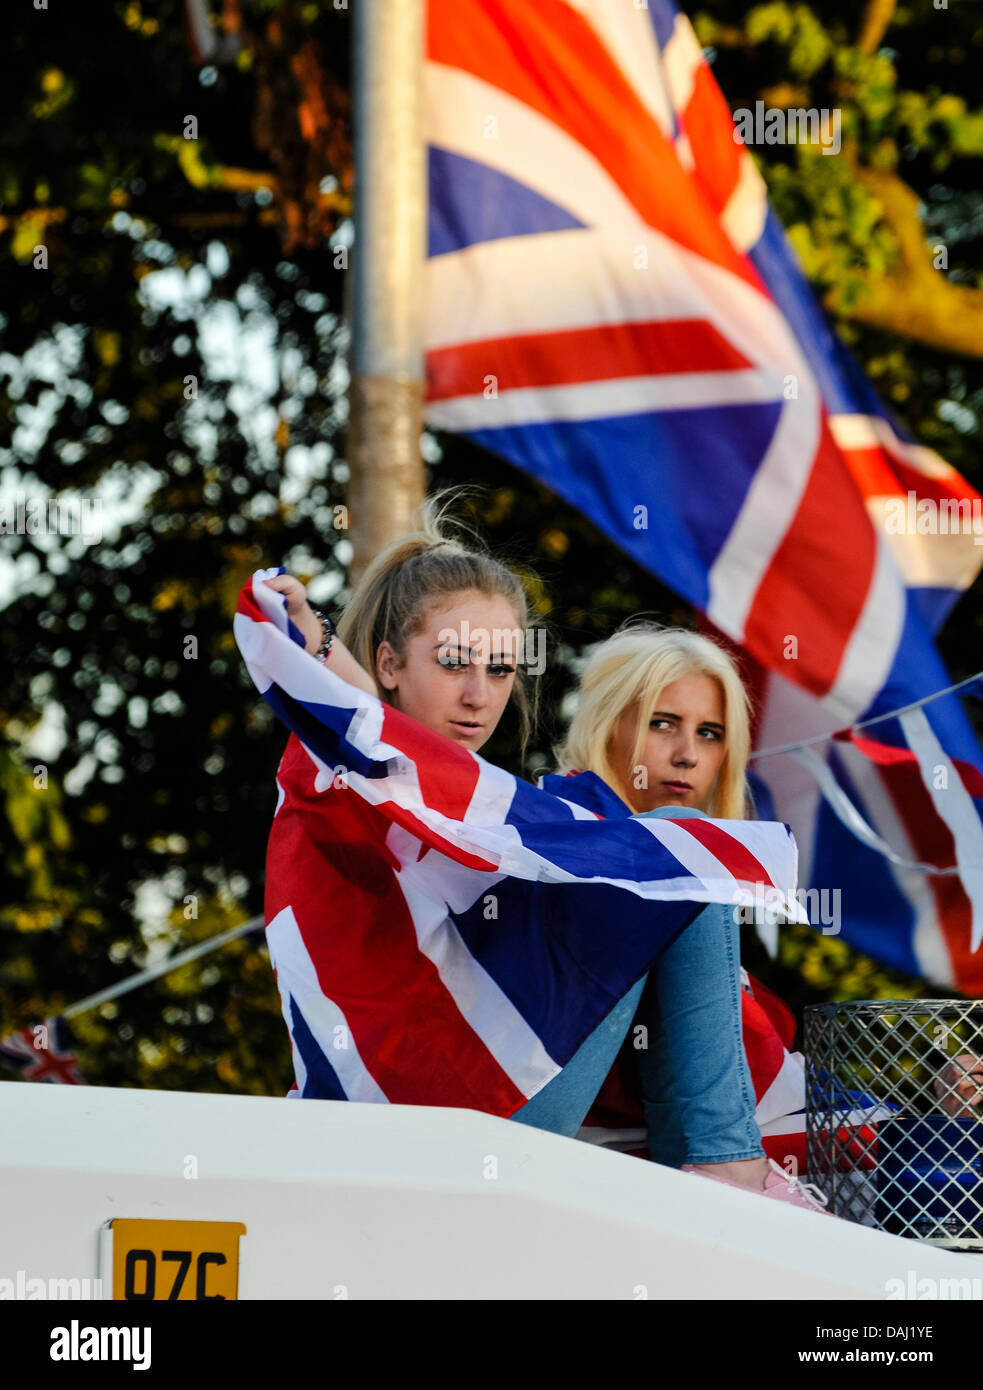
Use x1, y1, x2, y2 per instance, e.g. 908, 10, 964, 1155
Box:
375, 589, 521, 752
608, 672, 727, 813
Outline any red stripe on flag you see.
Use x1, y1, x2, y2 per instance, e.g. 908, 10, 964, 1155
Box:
426, 319, 753, 402
841, 446, 980, 508
266, 736, 527, 1109
835, 730, 914, 764
864, 758, 983, 993
741, 987, 789, 1101
428, 0, 764, 290
668, 816, 776, 889
380, 704, 483, 822
745, 970, 798, 1050
236, 577, 264, 622
837, 730, 983, 800
376, 802, 499, 872
743, 415, 877, 697
680, 63, 747, 218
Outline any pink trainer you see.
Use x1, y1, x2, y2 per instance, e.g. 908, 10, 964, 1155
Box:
681, 1158, 833, 1214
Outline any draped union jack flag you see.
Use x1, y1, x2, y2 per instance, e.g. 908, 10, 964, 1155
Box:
0, 1017, 86, 1085
423, 0, 983, 989
536, 769, 809, 1159
235, 569, 808, 1115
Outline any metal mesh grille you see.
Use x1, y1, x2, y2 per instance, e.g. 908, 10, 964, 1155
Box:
804, 1000, 983, 1250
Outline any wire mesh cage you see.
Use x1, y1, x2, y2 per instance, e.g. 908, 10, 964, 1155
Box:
804, 1000, 983, 1250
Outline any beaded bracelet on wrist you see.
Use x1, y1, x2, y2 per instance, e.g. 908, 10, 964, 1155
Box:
308, 606, 336, 662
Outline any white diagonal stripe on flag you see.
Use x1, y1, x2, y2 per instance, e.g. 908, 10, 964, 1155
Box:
835, 742, 953, 986
819, 534, 905, 723
426, 63, 641, 232
562, 0, 676, 139
830, 413, 958, 484
867, 496, 983, 593
705, 385, 821, 643
391, 849, 562, 1099
267, 905, 389, 1103
427, 369, 781, 432
755, 1047, 806, 1127
899, 708, 983, 952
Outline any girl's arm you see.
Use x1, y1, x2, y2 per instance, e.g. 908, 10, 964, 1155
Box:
263, 574, 380, 698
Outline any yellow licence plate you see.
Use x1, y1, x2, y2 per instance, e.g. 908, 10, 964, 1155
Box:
105, 1219, 246, 1301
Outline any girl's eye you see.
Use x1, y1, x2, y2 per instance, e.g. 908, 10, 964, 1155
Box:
648, 718, 722, 741
437, 652, 515, 677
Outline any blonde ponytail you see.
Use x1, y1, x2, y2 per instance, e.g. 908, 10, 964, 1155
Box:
336, 491, 541, 759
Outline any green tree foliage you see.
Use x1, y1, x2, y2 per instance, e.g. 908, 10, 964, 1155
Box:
0, 0, 978, 1091
695, 0, 983, 457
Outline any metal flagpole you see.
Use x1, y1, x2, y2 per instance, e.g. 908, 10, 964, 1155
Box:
347, 0, 426, 584
61, 916, 265, 1020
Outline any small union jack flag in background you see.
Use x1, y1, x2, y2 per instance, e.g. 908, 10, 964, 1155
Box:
0, 1017, 87, 1085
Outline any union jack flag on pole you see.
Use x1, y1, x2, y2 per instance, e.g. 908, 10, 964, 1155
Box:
422, 0, 983, 990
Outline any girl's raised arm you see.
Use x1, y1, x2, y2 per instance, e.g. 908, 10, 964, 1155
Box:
264, 573, 380, 698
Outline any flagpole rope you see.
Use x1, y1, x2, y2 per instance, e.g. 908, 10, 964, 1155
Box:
62, 915, 265, 1021
750, 668, 983, 761
786, 745, 960, 877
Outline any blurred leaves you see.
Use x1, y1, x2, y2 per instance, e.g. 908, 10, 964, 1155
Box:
697, 0, 983, 352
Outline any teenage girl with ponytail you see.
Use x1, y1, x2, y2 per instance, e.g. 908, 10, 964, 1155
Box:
254, 498, 829, 1213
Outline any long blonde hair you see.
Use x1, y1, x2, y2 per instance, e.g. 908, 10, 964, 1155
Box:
557, 623, 752, 817
336, 491, 541, 758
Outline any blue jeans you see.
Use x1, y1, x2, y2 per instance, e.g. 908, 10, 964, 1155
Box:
511, 806, 764, 1166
